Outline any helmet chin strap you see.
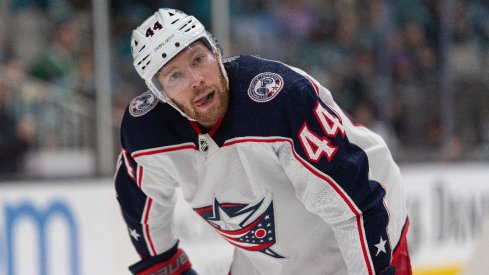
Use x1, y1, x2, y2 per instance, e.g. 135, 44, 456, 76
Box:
215, 50, 230, 91
155, 50, 229, 123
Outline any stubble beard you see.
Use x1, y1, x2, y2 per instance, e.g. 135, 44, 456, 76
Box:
174, 70, 229, 126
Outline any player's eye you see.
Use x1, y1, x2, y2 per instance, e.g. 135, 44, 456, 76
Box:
193, 54, 205, 66
169, 71, 183, 81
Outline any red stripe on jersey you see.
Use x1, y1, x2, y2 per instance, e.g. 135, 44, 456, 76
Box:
222, 137, 374, 274
143, 198, 157, 256
208, 117, 224, 136
189, 121, 202, 134
223, 137, 287, 147
194, 203, 243, 217
132, 144, 197, 158
137, 165, 143, 189
356, 216, 374, 275
189, 117, 224, 136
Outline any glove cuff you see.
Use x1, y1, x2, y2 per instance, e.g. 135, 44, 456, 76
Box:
131, 248, 192, 275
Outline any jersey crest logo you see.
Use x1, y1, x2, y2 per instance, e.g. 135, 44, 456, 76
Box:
248, 72, 284, 103
129, 91, 158, 117
194, 192, 285, 258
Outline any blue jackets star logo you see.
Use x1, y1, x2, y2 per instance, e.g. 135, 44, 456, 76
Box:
194, 192, 284, 258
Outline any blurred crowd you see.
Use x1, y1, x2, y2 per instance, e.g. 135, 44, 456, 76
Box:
228, 0, 489, 162
0, 0, 488, 179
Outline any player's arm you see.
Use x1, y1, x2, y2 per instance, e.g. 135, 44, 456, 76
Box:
278, 77, 398, 274
114, 150, 196, 274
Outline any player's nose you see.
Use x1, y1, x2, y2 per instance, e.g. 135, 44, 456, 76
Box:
190, 68, 205, 89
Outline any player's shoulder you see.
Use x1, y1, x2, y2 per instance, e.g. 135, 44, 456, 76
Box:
228, 55, 319, 106
121, 90, 169, 126
232, 55, 302, 78
120, 91, 193, 152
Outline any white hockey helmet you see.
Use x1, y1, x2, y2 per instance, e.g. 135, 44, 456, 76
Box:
131, 8, 224, 103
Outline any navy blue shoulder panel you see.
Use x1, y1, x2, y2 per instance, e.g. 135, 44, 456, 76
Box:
213, 55, 317, 143
120, 96, 196, 153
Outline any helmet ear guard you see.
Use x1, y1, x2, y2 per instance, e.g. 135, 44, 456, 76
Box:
145, 77, 168, 102
203, 31, 224, 57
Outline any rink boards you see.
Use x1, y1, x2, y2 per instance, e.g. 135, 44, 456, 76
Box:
0, 163, 488, 274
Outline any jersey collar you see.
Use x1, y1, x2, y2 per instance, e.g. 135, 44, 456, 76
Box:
189, 117, 224, 136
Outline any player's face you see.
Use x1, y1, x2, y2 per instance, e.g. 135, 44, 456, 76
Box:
157, 41, 229, 128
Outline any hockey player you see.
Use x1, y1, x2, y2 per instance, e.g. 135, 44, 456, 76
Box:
115, 8, 411, 275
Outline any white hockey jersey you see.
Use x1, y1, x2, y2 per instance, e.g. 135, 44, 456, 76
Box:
115, 55, 410, 274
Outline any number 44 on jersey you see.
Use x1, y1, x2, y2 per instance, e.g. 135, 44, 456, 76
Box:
298, 102, 346, 163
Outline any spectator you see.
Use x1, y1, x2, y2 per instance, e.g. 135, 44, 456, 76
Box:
29, 17, 80, 95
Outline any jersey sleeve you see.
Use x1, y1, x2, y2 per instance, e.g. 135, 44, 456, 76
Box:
115, 122, 194, 274
115, 149, 179, 255
277, 76, 402, 274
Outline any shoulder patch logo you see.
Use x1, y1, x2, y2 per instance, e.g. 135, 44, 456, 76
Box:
129, 91, 158, 117
248, 72, 284, 103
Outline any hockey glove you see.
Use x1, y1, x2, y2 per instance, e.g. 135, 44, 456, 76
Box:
129, 244, 196, 275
